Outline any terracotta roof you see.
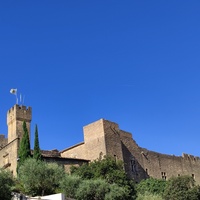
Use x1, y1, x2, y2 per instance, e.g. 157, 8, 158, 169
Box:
41, 149, 61, 157
31, 149, 61, 158
60, 142, 84, 153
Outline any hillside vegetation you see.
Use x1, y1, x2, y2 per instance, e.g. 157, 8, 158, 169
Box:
1, 156, 200, 199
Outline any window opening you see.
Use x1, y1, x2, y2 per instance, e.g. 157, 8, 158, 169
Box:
161, 172, 166, 180
192, 174, 195, 179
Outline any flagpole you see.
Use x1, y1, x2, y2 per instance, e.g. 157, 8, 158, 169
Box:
16, 94, 18, 104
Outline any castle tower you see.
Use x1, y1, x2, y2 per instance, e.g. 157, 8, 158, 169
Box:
7, 104, 32, 143
83, 119, 124, 161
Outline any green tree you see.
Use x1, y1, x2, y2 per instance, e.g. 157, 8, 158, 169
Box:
18, 158, 65, 196
71, 156, 136, 199
136, 178, 166, 196
0, 168, 15, 200
75, 179, 110, 200
136, 192, 163, 200
163, 175, 200, 200
70, 163, 94, 179
71, 156, 130, 186
17, 121, 31, 171
60, 175, 82, 199
33, 124, 42, 160
105, 183, 131, 200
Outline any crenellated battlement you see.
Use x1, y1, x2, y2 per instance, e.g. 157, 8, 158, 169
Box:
7, 104, 32, 124
0, 134, 8, 149
8, 104, 31, 113
182, 153, 200, 161
7, 104, 32, 143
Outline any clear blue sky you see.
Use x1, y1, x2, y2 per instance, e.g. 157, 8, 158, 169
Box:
1, 1, 200, 157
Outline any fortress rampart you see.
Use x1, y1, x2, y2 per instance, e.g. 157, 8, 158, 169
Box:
1, 104, 200, 182
0, 134, 8, 148
0, 138, 19, 175
61, 119, 200, 183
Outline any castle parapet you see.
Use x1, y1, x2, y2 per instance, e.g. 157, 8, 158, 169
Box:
0, 134, 8, 148
7, 105, 32, 123
7, 104, 32, 143
182, 153, 200, 161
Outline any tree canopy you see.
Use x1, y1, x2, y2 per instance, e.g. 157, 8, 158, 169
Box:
0, 168, 15, 200
136, 177, 166, 196
70, 156, 136, 199
71, 156, 130, 186
17, 121, 31, 172
163, 175, 200, 200
33, 124, 42, 160
18, 158, 65, 196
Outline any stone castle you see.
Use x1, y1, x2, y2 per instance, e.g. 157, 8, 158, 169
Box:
1, 104, 200, 183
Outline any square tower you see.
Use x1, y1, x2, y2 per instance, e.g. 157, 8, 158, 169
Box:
7, 105, 32, 143
83, 119, 124, 161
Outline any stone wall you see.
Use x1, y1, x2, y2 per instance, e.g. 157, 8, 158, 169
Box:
83, 119, 107, 160
60, 142, 88, 160
61, 118, 200, 184
0, 134, 8, 148
61, 119, 108, 161
0, 104, 32, 176
0, 138, 19, 175
44, 156, 88, 173
7, 105, 32, 143
118, 127, 200, 183
2, 104, 200, 183
103, 120, 124, 161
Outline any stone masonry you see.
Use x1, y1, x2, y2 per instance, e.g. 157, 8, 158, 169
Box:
61, 119, 200, 183
1, 104, 200, 183
0, 104, 87, 176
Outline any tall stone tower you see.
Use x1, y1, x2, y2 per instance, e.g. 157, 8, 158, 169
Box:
7, 104, 32, 143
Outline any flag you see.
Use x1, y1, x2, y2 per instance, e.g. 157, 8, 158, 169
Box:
10, 88, 17, 95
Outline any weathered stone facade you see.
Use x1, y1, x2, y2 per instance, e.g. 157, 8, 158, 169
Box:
1, 104, 200, 183
61, 118, 200, 183
0, 105, 32, 175
0, 104, 88, 176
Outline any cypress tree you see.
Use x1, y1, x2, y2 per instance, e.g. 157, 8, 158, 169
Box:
17, 121, 31, 171
33, 124, 42, 160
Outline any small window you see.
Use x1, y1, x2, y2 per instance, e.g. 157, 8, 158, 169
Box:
114, 155, 117, 162
161, 172, 166, 180
178, 174, 180, 177
131, 159, 137, 174
192, 174, 195, 179
146, 168, 148, 175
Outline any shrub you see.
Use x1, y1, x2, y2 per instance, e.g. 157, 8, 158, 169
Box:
136, 192, 163, 200
0, 169, 15, 200
60, 175, 82, 198
75, 179, 109, 200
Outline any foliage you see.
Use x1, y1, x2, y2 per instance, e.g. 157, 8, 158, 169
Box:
75, 179, 110, 200
71, 156, 131, 185
71, 162, 94, 179
60, 174, 82, 198
70, 156, 136, 199
60, 174, 132, 200
18, 158, 65, 196
105, 183, 131, 200
0, 168, 15, 200
163, 175, 200, 200
136, 178, 166, 196
136, 192, 163, 200
33, 124, 42, 160
18, 121, 31, 171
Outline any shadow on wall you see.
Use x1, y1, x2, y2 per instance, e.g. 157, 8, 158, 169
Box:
121, 142, 149, 183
